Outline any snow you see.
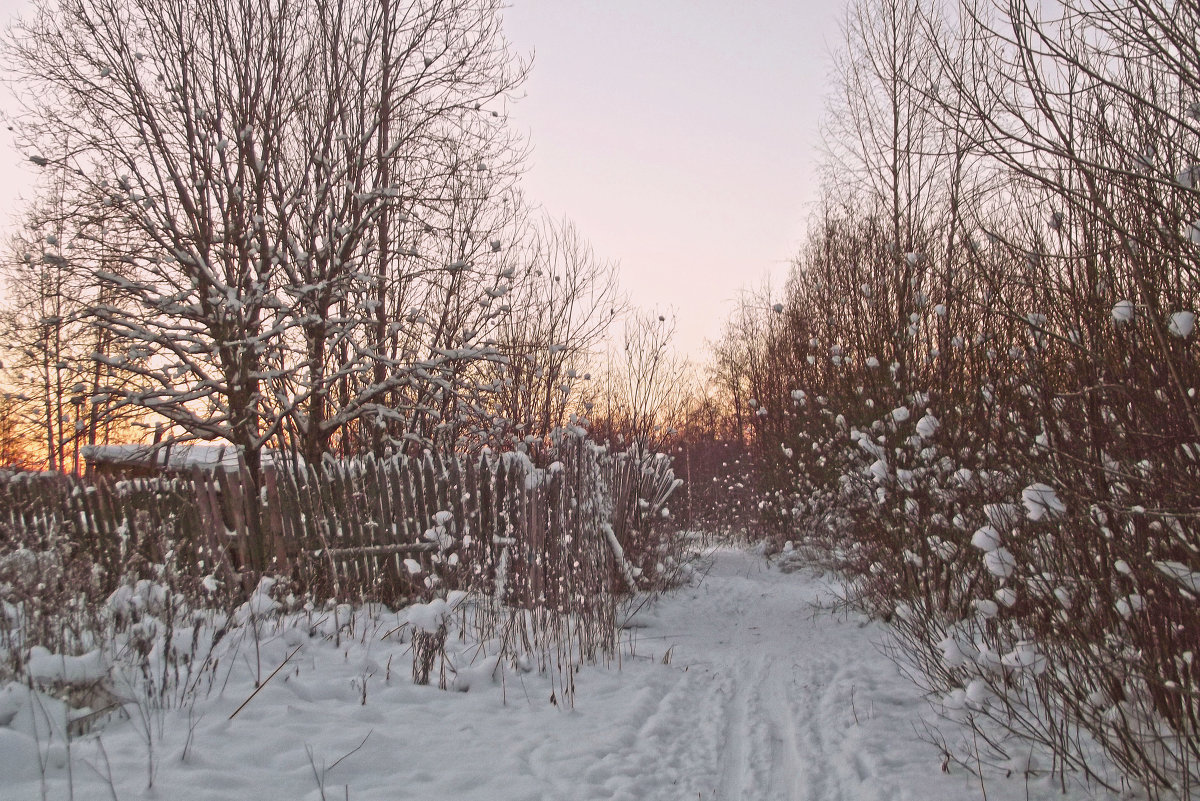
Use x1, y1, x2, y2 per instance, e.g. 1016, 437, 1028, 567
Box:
971, 525, 1002, 552
965, 678, 992, 707
0, 549, 1099, 801
868, 458, 889, 484
81, 442, 304, 472
235, 583, 281, 622
984, 547, 1017, 578
973, 599, 999, 619
26, 646, 107, 685
1022, 483, 1065, 520
107, 579, 168, 616
915, 413, 939, 438
995, 586, 1018, 607
405, 598, 451, 632
1111, 300, 1134, 323
939, 636, 973, 667
983, 503, 1021, 530
1169, 310, 1195, 338
1001, 641, 1047, 674
1115, 594, 1145, 619
1154, 560, 1200, 593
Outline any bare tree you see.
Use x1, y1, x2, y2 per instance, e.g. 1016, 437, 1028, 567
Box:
484, 216, 624, 445
6, 0, 527, 565
586, 312, 689, 459
0, 389, 33, 469
6, 0, 526, 454
0, 182, 146, 472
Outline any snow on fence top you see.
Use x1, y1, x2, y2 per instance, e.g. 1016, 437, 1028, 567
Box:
80, 443, 303, 475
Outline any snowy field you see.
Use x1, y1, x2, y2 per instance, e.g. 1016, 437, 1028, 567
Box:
1, 549, 1114, 800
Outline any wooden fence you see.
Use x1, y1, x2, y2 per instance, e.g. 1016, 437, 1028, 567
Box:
0, 436, 680, 606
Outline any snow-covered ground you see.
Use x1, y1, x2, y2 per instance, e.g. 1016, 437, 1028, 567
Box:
2, 548, 1109, 800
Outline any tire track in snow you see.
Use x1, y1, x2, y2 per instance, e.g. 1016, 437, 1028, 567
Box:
792, 653, 841, 801
763, 661, 804, 800
675, 553, 877, 801
715, 656, 757, 799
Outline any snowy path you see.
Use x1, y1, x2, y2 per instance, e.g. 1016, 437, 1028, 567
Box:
2, 549, 1087, 801
523, 548, 950, 801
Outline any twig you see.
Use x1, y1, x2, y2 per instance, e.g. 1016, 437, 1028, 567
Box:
228, 645, 301, 720
84, 737, 120, 801
974, 725, 989, 801
327, 730, 372, 771
306, 744, 328, 801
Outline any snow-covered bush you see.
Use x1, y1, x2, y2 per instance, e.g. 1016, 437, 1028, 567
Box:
724, 262, 1200, 794
716, 175, 1199, 796
708, 0, 1200, 790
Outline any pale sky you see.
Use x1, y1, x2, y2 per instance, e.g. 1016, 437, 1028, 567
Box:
501, 0, 841, 354
0, 0, 37, 250
0, 0, 843, 356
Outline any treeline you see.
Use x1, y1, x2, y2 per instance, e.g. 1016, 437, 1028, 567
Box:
715, 0, 1199, 796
